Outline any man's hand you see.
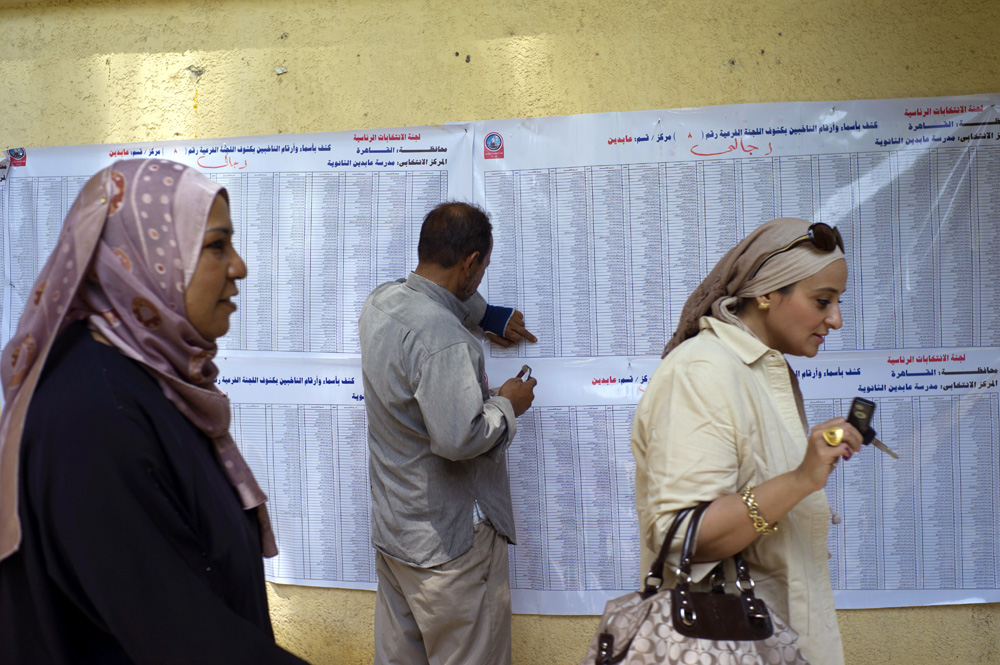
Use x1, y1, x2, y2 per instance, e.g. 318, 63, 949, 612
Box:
485, 309, 538, 348
498, 375, 537, 417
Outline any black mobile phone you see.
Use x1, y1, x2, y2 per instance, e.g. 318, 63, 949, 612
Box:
847, 397, 876, 442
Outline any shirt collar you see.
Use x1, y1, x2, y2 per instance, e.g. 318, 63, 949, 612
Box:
699, 316, 772, 365
405, 272, 470, 321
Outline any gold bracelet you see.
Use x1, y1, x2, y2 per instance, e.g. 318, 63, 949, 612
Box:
741, 485, 778, 535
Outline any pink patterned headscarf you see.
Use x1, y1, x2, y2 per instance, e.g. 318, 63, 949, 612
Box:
0, 159, 276, 562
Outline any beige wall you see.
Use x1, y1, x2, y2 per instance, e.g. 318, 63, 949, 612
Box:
2, 1, 999, 663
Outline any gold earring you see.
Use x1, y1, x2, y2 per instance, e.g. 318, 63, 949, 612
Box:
758, 302, 770, 311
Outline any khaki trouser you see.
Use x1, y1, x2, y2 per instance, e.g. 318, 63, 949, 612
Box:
373, 521, 512, 665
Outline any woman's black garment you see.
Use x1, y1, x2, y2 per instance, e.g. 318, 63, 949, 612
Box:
0, 322, 306, 664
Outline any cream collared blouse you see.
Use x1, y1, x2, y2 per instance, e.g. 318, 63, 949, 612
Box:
632, 316, 843, 665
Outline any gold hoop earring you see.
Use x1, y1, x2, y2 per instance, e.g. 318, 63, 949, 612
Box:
758, 302, 770, 311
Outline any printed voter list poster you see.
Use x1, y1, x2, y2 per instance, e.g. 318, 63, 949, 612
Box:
4, 95, 998, 613
473, 95, 1000, 612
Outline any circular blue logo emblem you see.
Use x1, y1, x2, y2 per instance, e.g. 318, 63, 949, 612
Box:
484, 132, 503, 152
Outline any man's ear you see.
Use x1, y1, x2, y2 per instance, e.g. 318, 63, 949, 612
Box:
461, 251, 481, 273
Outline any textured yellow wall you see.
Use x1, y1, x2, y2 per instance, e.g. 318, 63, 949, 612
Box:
2, 1, 999, 663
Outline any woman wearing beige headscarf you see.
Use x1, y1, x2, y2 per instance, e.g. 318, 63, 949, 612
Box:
0, 159, 308, 663
632, 218, 863, 665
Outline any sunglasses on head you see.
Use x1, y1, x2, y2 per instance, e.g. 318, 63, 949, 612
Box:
746, 223, 843, 281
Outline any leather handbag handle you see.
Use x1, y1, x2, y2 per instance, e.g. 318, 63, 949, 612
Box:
642, 506, 695, 596
678, 502, 712, 575
671, 501, 773, 638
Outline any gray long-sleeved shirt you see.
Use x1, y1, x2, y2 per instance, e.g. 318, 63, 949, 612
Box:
359, 273, 517, 567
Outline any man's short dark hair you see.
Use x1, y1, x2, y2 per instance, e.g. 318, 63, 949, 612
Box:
417, 202, 492, 268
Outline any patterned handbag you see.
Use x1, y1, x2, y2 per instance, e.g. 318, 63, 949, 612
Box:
580, 502, 809, 665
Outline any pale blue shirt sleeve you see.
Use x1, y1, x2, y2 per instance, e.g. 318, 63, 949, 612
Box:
462, 291, 488, 332
413, 341, 516, 461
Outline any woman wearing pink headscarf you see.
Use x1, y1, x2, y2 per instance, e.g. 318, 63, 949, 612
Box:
0, 160, 308, 663
632, 218, 865, 665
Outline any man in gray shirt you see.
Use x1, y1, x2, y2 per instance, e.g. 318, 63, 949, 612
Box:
359, 201, 537, 665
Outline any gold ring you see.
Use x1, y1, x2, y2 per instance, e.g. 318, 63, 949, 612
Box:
823, 427, 844, 446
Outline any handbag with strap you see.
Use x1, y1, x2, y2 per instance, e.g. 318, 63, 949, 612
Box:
579, 502, 809, 665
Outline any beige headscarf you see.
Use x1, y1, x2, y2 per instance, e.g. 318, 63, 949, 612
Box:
0, 159, 277, 562
664, 217, 846, 357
